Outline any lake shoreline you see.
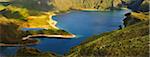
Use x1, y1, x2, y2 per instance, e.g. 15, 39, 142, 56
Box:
22, 34, 76, 40
0, 34, 76, 47
0, 39, 39, 47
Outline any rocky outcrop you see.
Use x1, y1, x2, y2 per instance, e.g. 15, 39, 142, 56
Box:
123, 0, 149, 27
123, 12, 149, 27
123, 12, 141, 27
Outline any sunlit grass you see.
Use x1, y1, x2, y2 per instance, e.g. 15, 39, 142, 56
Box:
21, 13, 58, 29
0, 5, 6, 10
131, 12, 149, 20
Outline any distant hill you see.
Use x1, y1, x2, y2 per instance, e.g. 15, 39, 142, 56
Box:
51, 0, 149, 11
52, 0, 123, 11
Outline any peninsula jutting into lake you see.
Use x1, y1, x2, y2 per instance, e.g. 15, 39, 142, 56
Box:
0, 0, 149, 57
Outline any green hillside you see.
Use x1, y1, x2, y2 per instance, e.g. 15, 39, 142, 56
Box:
67, 20, 149, 57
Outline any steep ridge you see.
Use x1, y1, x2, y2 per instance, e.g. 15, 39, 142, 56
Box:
52, 0, 122, 11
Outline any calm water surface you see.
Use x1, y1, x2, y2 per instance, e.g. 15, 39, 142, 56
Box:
0, 10, 130, 56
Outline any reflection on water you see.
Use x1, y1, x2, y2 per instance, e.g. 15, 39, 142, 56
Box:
0, 47, 18, 56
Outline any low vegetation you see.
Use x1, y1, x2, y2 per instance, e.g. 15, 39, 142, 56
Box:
25, 29, 71, 35
21, 13, 58, 29
15, 47, 57, 57
131, 12, 149, 20
0, 17, 25, 44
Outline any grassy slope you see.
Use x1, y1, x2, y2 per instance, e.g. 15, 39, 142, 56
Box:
0, 1, 58, 29
21, 13, 58, 29
0, 4, 6, 10
67, 20, 149, 57
131, 12, 149, 20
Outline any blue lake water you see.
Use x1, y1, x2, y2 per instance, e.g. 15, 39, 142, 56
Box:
0, 10, 130, 56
